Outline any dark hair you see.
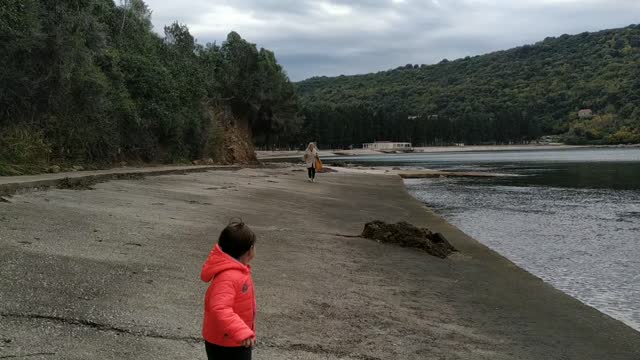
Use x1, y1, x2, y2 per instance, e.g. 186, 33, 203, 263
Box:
218, 220, 256, 259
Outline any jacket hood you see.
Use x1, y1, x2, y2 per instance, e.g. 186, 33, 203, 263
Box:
200, 244, 249, 283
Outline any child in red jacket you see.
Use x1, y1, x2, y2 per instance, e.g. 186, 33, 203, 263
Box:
201, 221, 257, 360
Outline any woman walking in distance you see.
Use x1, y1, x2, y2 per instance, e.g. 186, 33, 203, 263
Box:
303, 142, 320, 182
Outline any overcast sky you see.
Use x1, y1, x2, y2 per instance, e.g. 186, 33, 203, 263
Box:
141, 0, 640, 81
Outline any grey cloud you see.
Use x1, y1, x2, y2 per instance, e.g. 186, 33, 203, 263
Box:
143, 0, 640, 80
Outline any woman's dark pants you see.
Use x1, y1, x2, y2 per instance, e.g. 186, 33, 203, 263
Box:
308, 167, 316, 179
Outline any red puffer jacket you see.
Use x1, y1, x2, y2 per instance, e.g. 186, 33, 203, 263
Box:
201, 245, 256, 346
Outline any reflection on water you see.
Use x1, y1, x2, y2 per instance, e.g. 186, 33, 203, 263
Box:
339, 148, 640, 331
495, 162, 640, 190
327, 148, 640, 190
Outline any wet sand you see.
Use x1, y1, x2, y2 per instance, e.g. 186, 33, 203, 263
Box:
1, 167, 639, 359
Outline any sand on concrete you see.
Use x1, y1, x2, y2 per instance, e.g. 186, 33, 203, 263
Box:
256, 144, 586, 160
1, 167, 639, 359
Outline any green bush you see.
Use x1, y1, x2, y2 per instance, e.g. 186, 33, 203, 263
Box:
607, 127, 640, 144
0, 126, 50, 165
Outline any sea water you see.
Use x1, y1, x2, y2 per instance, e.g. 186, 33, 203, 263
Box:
331, 148, 640, 331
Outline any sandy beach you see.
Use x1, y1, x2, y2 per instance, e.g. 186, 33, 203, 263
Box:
1, 166, 639, 359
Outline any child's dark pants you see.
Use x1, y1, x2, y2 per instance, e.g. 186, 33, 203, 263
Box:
205, 341, 252, 360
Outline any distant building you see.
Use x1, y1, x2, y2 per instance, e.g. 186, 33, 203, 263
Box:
578, 109, 594, 119
539, 135, 562, 145
363, 141, 412, 150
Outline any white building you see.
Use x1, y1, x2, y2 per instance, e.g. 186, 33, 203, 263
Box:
362, 141, 413, 150
578, 109, 594, 119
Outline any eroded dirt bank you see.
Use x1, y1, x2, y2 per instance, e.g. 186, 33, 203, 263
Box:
1, 168, 639, 359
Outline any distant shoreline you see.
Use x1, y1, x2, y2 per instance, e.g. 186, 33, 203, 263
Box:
257, 143, 640, 161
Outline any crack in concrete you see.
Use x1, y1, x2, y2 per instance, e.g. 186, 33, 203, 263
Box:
260, 339, 382, 359
0, 313, 200, 344
0, 353, 56, 359
3, 313, 381, 358
332, 233, 362, 238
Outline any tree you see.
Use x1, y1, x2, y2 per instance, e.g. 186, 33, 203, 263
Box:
0, 0, 300, 173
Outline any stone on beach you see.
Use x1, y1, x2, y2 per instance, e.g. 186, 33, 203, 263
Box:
361, 220, 457, 258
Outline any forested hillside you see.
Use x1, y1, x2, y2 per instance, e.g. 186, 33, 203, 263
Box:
2, 2, 638, 168
296, 25, 640, 148
0, 0, 300, 174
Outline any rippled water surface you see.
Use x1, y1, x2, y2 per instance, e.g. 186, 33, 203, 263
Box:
334, 148, 640, 330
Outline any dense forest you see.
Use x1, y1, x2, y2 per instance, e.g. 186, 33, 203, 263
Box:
2, 2, 639, 173
296, 25, 640, 149
0, 0, 300, 174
